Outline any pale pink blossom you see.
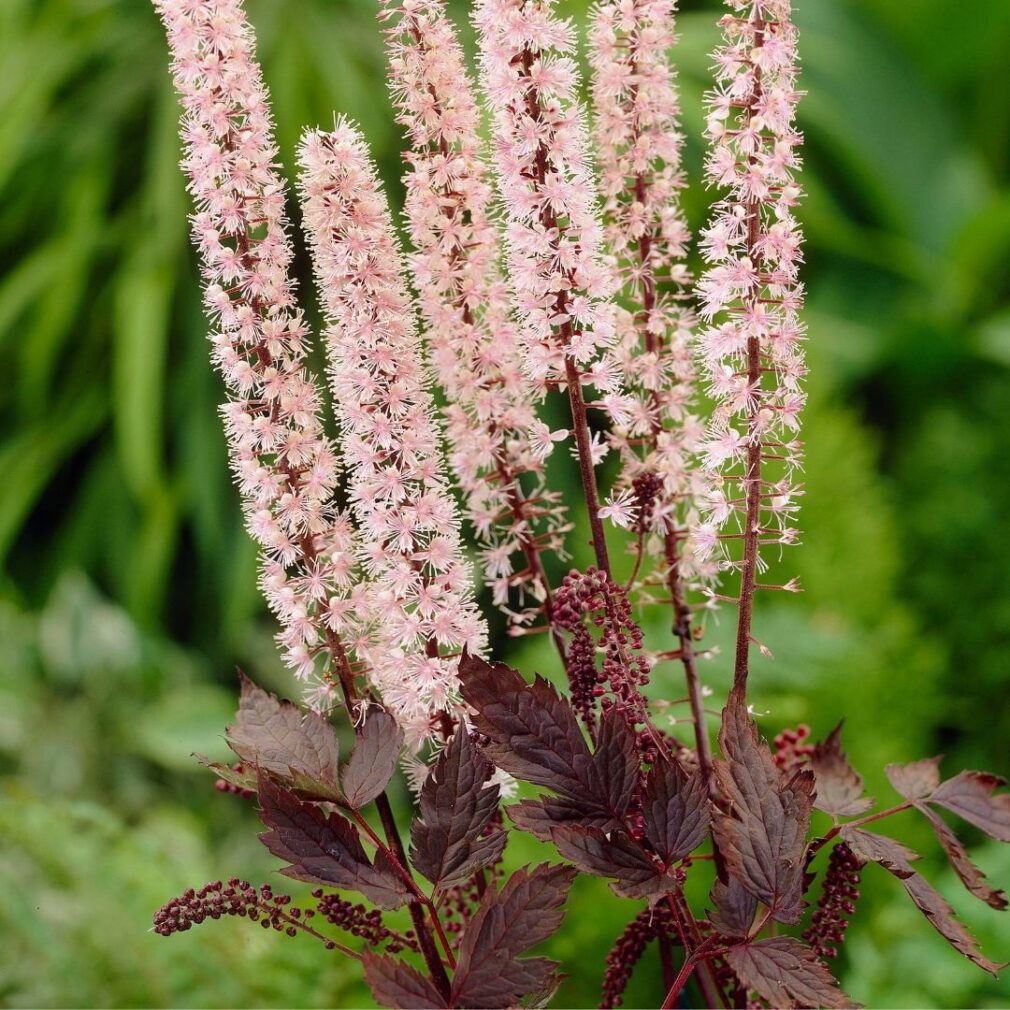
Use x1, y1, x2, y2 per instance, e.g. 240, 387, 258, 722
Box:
473, 0, 619, 394
298, 124, 488, 743
154, 0, 356, 700
378, 0, 571, 630
691, 0, 806, 579
588, 0, 714, 586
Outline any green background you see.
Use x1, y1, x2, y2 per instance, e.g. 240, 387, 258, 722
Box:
2, 0, 1009, 1006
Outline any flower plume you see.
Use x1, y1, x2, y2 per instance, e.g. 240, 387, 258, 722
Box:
473, 0, 620, 394
589, 0, 712, 586
693, 0, 806, 593
297, 123, 488, 744
379, 0, 571, 634
154, 0, 354, 706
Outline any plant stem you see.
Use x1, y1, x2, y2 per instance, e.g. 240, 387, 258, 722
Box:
732, 20, 766, 694
658, 929, 675, 990
666, 531, 715, 791
332, 654, 454, 998
661, 936, 717, 1010
806, 802, 913, 861
270, 904, 362, 961
372, 795, 456, 995
564, 351, 611, 574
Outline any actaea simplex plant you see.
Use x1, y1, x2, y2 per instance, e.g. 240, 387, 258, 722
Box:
148, 1, 1009, 1006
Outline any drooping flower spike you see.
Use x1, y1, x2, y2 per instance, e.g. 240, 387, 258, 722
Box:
154, 0, 357, 709
378, 0, 572, 636
692, 0, 806, 657
298, 123, 488, 745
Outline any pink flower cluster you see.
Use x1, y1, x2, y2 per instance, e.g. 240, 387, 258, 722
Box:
298, 124, 488, 744
692, 0, 806, 571
154, 0, 355, 702
473, 0, 620, 397
155, 0, 811, 748
588, 0, 711, 582
379, 0, 571, 630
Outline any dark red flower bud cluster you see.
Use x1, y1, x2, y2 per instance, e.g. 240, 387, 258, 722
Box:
600, 903, 676, 1008
803, 842, 861, 959
772, 724, 813, 771
555, 567, 651, 730
314, 891, 416, 953
631, 471, 663, 535
153, 879, 308, 939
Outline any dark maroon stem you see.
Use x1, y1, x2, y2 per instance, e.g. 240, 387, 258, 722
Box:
732, 20, 766, 694
565, 353, 612, 573
661, 937, 717, 1010
373, 793, 453, 997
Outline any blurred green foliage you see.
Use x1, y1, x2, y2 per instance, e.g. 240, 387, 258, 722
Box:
2, 0, 1009, 1006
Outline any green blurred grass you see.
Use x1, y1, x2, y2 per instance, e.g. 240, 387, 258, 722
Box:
2, 0, 1010, 1006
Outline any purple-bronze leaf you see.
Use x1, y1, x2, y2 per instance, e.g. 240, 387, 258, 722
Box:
713, 689, 814, 924
450, 863, 576, 1009
256, 774, 409, 909
642, 755, 710, 864
458, 653, 603, 807
885, 756, 943, 802
839, 827, 919, 879
362, 952, 448, 1009
227, 673, 342, 801
842, 827, 1003, 974
342, 708, 404, 809
901, 873, 1005, 975
506, 796, 616, 841
709, 876, 758, 939
410, 728, 506, 890
726, 936, 860, 1009
810, 723, 874, 817
930, 771, 1010, 842
918, 806, 1008, 910
552, 825, 673, 901
593, 708, 640, 819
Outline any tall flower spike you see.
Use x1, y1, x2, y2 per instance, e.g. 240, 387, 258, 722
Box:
473, 0, 628, 574
693, 0, 806, 687
298, 124, 488, 746
589, 0, 707, 574
378, 0, 572, 639
154, 0, 357, 710
588, 0, 716, 786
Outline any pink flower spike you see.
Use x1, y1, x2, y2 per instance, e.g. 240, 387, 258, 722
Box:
473, 0, 619, 392
694, 0, 806, 680
154, 0, 357, 705
379, 0, 571, 631
587, 0, 717, 588
297, 123, 488, 744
